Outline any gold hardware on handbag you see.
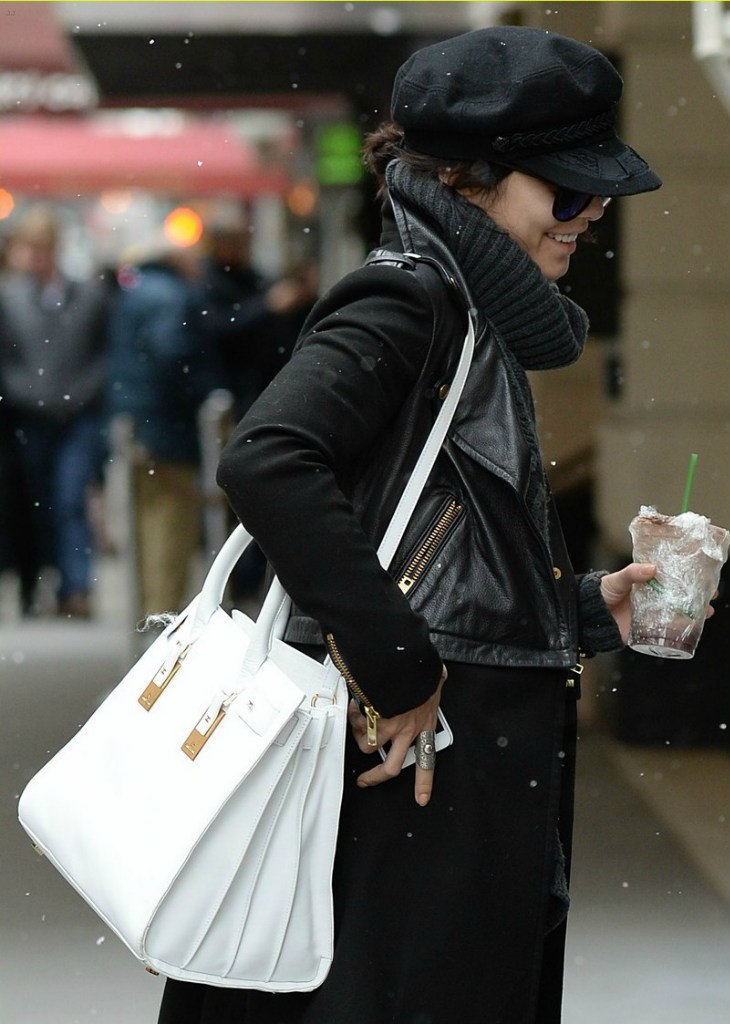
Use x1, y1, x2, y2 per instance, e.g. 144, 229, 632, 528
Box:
181, 694, 233, 761
138, 643, 191, 710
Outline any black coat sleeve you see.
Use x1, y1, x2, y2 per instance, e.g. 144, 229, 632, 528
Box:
217, 264, 445, 718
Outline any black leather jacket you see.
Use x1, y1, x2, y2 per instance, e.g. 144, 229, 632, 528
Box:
218, 196, 593, 720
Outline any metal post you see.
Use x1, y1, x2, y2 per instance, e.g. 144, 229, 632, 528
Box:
106, 413, 141, 654
198, 389, 236, 566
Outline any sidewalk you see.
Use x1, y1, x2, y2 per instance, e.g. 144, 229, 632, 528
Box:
564, 733, 730, 1024
1, 567, 163, 1024
2, 556, 729, 1023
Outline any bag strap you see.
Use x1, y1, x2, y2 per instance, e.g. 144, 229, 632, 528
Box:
369, 251, 475, 569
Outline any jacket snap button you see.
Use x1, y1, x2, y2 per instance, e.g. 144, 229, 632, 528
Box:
438, 383, 450, 400
553, 567, 562, 580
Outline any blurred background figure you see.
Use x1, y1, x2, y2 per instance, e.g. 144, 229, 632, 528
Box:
200, 214, 317, 601
0, 205, 110, 618
201, 213, 317, 418
106, 237, 216, 619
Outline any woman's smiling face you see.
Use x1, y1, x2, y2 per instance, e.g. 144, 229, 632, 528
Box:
460, 171, 607, 281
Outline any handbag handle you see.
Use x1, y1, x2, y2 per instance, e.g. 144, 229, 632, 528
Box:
193, 296, 477, 674
191, 526, 292, 640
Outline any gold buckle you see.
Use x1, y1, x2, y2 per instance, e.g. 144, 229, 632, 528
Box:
566, 662, 584, 689
138, 644, 191, 711
181, 694, 233, 761
311, 691, 337, 708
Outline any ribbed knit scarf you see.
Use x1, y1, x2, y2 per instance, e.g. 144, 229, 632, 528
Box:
386, 161, 590, 533
385, 161, 589, 370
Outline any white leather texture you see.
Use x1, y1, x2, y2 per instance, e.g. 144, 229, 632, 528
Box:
18, 528, 347, 991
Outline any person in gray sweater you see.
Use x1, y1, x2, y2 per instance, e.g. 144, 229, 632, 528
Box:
0, 205, 110, 617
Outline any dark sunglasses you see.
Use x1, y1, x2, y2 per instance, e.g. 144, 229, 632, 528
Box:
553, 188, 612, 222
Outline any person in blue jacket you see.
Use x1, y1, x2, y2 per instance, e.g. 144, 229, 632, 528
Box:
107, 238, 216, 616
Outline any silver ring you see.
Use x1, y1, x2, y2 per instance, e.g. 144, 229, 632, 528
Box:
415, 730, 436, 770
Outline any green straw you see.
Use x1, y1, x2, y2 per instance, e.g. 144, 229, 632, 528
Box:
680, 452, 699, 514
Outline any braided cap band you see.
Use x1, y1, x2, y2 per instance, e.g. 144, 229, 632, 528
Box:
403, 109, 617, 164
492, 110, 617, 155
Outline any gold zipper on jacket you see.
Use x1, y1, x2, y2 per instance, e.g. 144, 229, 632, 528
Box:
325, 632, 380, 746
323, 501, 462, 747
397, 500, 463, 595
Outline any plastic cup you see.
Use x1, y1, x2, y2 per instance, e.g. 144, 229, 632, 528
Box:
628, 505, 730, 659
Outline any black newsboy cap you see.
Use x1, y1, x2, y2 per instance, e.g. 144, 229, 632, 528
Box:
392, 26, 661, 196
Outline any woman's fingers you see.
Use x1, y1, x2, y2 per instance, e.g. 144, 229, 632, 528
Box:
357, 751, 435, 807
347, 667, 447, 803
356, 732, 412, 787
600, 562, 656, 608
412, 729, 436, 806
414, 763, 435, 807
353, 722, 437, 806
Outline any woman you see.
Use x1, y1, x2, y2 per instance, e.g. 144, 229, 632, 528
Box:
158, 26, 661, 1024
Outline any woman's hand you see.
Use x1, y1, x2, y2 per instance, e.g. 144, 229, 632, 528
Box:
347, 666, 447, 807
601, 563, 717, 645
600, 563, 655, 643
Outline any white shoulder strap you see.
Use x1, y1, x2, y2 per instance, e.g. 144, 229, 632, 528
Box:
376, 310, 476, 569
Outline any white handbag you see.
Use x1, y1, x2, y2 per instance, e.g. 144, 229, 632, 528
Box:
18, 265, 475, 992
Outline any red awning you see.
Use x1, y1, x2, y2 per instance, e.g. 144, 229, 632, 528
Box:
0, 1, 79, 73
0, 115, 289, 197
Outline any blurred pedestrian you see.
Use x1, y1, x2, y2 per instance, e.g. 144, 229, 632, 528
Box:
201, 216, 317, 600
202, 215, 316, 417
0, 205, 110, 617
107, 238, 216, 618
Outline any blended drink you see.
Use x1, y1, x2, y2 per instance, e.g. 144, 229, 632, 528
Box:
628, 505, 730, 658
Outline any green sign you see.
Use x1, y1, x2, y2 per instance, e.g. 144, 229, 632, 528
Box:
315, 123, 364, 186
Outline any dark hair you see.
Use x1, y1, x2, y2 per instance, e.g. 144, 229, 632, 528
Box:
362, 121, 511, 199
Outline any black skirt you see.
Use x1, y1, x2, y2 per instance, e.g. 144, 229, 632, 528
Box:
157, 663, 577, 1024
